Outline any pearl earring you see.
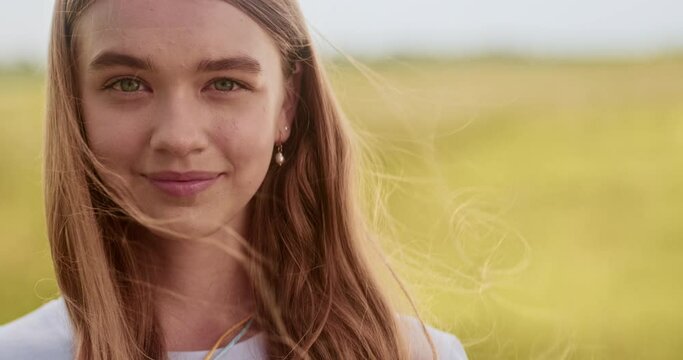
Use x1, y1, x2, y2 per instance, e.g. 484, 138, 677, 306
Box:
274, 143, 285, 166
274, 125, 289, 166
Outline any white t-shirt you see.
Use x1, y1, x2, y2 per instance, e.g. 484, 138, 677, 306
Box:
0, 298, 467, 359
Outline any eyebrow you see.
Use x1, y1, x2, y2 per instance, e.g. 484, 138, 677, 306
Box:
89, 52, 154, 71
196, 56, 262, 74
88, 51, 262, 74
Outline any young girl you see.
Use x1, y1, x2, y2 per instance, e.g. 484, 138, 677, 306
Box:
0, 0, 467, 359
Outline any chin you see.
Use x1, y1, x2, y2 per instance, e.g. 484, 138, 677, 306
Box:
150, 220, 233, 243
123, 179, 250, 241
144, 207, 233, 239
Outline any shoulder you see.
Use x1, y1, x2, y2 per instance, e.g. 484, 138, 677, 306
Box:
398, 314, 468, 360
0, 298, 73, 359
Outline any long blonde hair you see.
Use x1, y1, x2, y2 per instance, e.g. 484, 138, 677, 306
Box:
45, 0, 437, 359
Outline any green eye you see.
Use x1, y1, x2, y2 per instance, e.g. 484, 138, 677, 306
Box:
114, 78, 142, 92
213, 79, 238, 91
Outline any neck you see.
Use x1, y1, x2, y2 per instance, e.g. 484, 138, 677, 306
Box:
134, 214, 259, 351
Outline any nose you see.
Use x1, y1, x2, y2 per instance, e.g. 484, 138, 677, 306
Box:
149, 92, 208, 157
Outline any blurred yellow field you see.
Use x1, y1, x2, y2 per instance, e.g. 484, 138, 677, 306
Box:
1, 57, 682, 359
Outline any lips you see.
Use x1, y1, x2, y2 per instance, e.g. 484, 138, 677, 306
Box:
144, 171, 223, 197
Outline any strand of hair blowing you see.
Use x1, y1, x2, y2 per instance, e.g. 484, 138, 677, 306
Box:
232, 1, 417, 358
249, 57, 410, 359
46, 1, 164, 359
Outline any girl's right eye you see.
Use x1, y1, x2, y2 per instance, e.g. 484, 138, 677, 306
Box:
105, 78, 149, 93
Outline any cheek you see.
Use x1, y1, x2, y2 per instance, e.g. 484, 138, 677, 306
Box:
81, 97, 149, 171
214, 114, 274, 168
212, 107, 276, 184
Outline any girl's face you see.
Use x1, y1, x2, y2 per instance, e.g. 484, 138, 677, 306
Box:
76, 0, 295, 237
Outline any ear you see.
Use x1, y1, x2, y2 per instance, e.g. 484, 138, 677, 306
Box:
277, 62, 302, 144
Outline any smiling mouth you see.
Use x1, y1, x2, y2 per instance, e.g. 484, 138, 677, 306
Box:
144, 171, 223, 197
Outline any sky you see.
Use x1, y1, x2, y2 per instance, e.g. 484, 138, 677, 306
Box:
1, 0, 682, 63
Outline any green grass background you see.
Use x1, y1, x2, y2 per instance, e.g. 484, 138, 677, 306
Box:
1, 56, 682, 359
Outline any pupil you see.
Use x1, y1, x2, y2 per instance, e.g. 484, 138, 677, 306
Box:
122, 79, 139, 91
217, 80, 233, 90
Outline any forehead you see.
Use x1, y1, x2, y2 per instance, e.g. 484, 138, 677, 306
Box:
74, 0, 281, 73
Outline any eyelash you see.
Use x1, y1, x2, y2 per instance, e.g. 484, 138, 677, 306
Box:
102, 77, 248, 94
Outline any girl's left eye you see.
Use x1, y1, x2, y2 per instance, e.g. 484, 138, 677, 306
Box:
211, 78, 243, 92
105, 77, 148, 92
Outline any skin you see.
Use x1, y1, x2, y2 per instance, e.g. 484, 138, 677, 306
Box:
75, 0, 299, 350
